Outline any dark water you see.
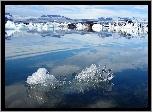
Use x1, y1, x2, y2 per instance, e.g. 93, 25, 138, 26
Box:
5, 29, 148, 108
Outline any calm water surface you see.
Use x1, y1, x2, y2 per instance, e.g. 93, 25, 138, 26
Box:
5, 29, 148, 108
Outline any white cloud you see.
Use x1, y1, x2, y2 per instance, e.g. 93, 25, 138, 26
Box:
133, 5, 148, 10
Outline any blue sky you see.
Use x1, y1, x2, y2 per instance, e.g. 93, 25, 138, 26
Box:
5, 5, 148, 19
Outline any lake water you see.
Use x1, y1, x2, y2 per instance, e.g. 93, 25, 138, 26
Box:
5, 28, 148, 108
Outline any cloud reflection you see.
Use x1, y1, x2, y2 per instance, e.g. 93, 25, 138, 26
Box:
27, 38, 147, 77
56, 45, 148, 73
50, 65, 81, 77
5, 29, 147, 60
85, 100, 116, 108
5, 83, 39, 108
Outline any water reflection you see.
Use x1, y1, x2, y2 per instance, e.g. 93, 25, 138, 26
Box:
5, 28, 147, 61
5, 26, 147, 39
5, 83, 39, 108
5, 26, 148, 108
25, 77, 114, 105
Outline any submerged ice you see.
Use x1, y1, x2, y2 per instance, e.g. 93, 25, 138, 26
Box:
25, 64, 115, 103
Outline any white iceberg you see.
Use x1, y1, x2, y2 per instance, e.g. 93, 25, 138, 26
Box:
75, 64, 97, 82
26, 68, 57, 86
5, 20, 16, 30
75, 64, 114, 82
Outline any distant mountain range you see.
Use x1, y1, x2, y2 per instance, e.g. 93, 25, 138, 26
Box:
5, 13, 148, 23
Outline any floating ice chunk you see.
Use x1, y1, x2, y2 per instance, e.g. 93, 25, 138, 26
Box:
107, 76, 114, 80
75, 63, 114, 82
75, 64, 98, 82
5, 20, 16, 30
107, 73, 114, 80
26, 68, 57, 86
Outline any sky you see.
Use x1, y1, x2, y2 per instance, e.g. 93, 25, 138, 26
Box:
5, 5, 148, 19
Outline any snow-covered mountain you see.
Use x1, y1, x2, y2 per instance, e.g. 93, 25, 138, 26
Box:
5, 13, 75, 23
5, 13, 39, 23
5, 13, 148, 24
5, 13, 13, 22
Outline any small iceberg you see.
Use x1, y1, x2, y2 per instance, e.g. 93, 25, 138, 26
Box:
26, 68, 57, 86
75, 64, 114, 82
